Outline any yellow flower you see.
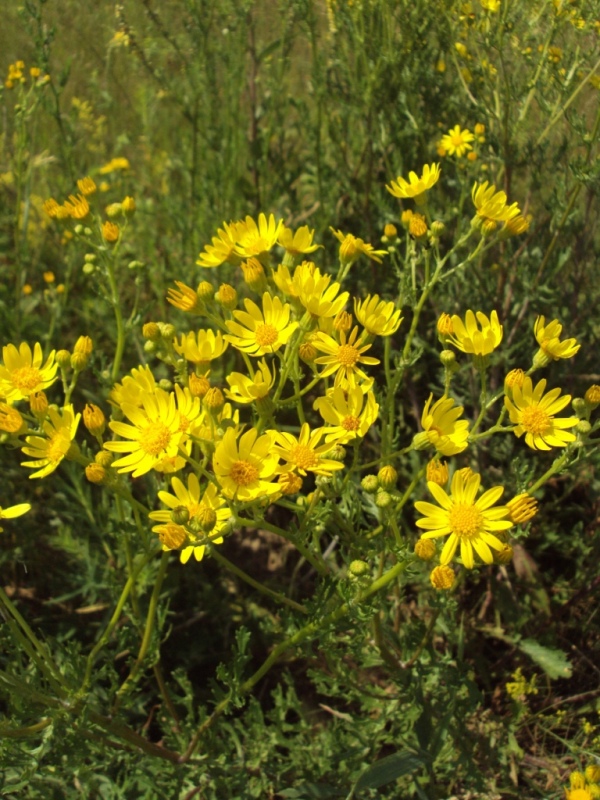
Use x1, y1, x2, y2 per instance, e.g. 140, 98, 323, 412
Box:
330, 228, 387, 264
174, 330, 228, 366
507, 493, 538, 524
430, 565, 455, 589
448, 310, 503, 356
472, 181, 521, 223
426, 459, 449, 485
414, 395, 470, 456
313, 326, 380, 383
313, 383, 379, 443
354, 295, 403, 337
440, 125, 475, 157
102, 221, 119, 242
385, 163, 441, 203
277, 225, 322, 256
0, 403, 25, 434
0, 502, 31, 533
64, 193, 90, 220
167, 282, 203, 313
0, 342, 58, 402
566, 789, 594, 800
21, 405, 81, 479
77, 176, 97, 196
109, 365, 157, 408
534, 316, 580, 361
99, 157, 130, 174
234, 213, 283, 261
271, 423, 345, 476
196, 221, 243, 268
504, 377, 578, 450
105, 391, 186, 477
292, 263, 349, 318
415, 470, 513, 569
149, 474, 231, 563
225, 293, 298, 356
225, 359, 275, 404
213, 427, 280, 501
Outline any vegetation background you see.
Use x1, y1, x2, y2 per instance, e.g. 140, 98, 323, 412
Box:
0, 0, 599, 798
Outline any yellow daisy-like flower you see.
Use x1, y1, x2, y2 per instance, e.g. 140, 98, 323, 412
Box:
414, 394, 470, 456
472, 181, 521, 223
415, 471, 513, 569
225, 293, 298, 356
99, 157, 130, 174
225, 359, 275, 404
313, 326, 380, 383
277, 225, 322, 256
533, 316, 580, 361
174, 329, 228, 366
149, 475, 231, 563
0, 402, 25, 434
504, 377, 578, 450
196, 221, 243, 268
0, 502, 31, 533
167, 281, 204, 313
440, 125, 475, 157
271, 423, 345, 476
213, 427, 280, 501
313, 384, 379, 443
105, 391, 186, 477
354, 294, 403, 337
152, 385, 203, 474
448, 310, 503, 356
0, 342, 58, 402
330, 228, 388, 265
21, 405, 81, 479
566, 789, 594, 800
109, 365, 157, 408
64, 193, 90, 220
385, 163, 441, 203
234, 213, 283, 261
292, 263, 349, 319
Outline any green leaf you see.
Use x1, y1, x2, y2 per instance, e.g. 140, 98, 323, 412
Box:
278, 783, 344, 799
354, 751, 424, 791
518, 639, 572, 679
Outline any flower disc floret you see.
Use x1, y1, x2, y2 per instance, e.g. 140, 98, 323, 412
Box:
385, 163, 441, 201
415, 471, 513, 569
0, 342, 58, 402
504, 377, 578, 450
21, 404, 81, 479
448, 310, 503, 356
354, 294, 403, 337
225, 293, 298, 356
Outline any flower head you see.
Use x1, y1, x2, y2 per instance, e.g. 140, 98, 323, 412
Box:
196, 221, 243, 268
441, 126, 475, 157
225, 293, 298, 356
386, 163, 441, 203
271, 423, 345, 476
415, 470, 513, 569
472, 181, 521, 223
277, 225, 322, 256
330, 228, 387, 264
354, 295, 403, 337
415, 394, 470, 456
213, 428, 280, 501
313, 326, 379, 383
534, 316, 580, 362
0, 502, 31, 533
448, 310, 503, 356
504, 377, 578, 450
174, 330, 228, 365
225, 359, 276, 404
292, 263, 349, 318
109, 365, 157, 407
313, 384, 379, 443
234, 214, 283, 261
0, 342, 58, 402
21, 405, 81, 479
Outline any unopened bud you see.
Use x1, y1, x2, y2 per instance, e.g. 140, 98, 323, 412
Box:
158, 323, 176, 341
142, 322, 161, 341
83, 404, 106, 436
216, 283, 237, 309
430, 565, 455, 590
440, 349, 456, 367
349, 559, 370, 578
85, 463, 107, 484
495, 544, 514, 564
414, 539, 436, 561
122, 196, 136, 215
197, 281, 214, 300
572, 397, 587, 418
95, 451, 113, 467
29, 392, 48, 416
361, 475, 379, 493
71, 352, 89, 371
377, 465, 397, 489
105, 202, 123, 218
375, 490, 392, 508
204, 387, 225, 411
170, 506, 190, 525
426, 459, 448, 485
197, 506, 217, 532
584, 384, 600, 408
56, 349, 71, 369
157, 524, 187, 550
74, 335, 93, 357
189, 373, 210, 398
278, 472, 303, 495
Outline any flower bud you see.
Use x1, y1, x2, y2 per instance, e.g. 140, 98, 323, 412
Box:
278, 472, 303, 495
375, 490, 392, 508
83, 404, 106, 436
409, 213, 428, 240
156, 524, 187, 550
378, 465, 397, 489
70, 352, 89, 371
576, 420, 592, 436
105, 202, 123, 218
426, 459, 448, 485
572, 397, 587, 418
495, 544, 514, 565
584, 384, 600, 408
505, 369, 525, 393
197, 506, 217, 533
216, 283, 237, 309
95, 451, 113, 467
0, 403, 24, 434
102, 221, 120, 242
440, 350, 457, 368
29, 392, 48, 416
334, 310, 353, 333
189, 373, 210, 398
241, 258, 267, 292
361, 475, 379, 493
56, 349, 72, 369
299, 341, 317, 363
74, 335, 93, 357
170, 506, 190, 525
430, 565, 455, 590
158, 322, 176, 341
142, 322, 161, 341
122, 196, 136, 215
507, 493, 538, 524
85, 463, 107, 484
158, 379, 173, 392
82, 262, 95, 276
430, 220, 445, 237
414, 538, 436, 561
197, 281, 214, 300
383, 223, 398, 241
204, 387, 225, 412
327, 444, 346, 461
144, 340, 158, 355
348, 559, 370, 577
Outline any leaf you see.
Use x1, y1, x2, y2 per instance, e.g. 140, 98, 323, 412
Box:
278, 783, 344, 799
354, 751, 424, 792
518, 639, 572, 679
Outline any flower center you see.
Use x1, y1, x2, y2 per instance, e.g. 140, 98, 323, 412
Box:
449, 503, 483, 539
230, 460, 259, 486
342, 415, 361, 431
451, 133, 464, 147
521, 405, 551, 435
289, 444, 319, 470
11, 366, 42, 392
255, 323, 279, 347
178, 414, 190, 433
336, 344, 359, 366
139, 422, 172, 455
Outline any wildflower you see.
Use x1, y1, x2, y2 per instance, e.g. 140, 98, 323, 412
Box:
506, 668, 538, 699
225, 359, 275, 405
414, 539, 436, 560
507, 493, 538, 524
85, 463, 107, 484
271, 423, 345, 477
430, 565, 455, 589
448, 310, 503, 356
472, 181, 521, 223
584, 385, 600, 408
0, 342, 58, 402
241, 258, 268, 292
102, 221, 119, 242
533, 316, 580, 363
505, 369, 525, 392
383, 223, 398, 239
21, 405, 81, 479
174, 330, 228, 366
0, 503, 31, 533
43, 271, 55, 284
385, 163, 441, 204
99, 157, 130, 173
278, 472, 303, 495
415, 470, 512, 569
122, 196, 136, 215
29, 392, 48, 416
234, 213, 283, 261
481, 0, 500, 10
0, 403, 25, 434
224, 293, 298, 357
77, 176, 97, 196
197, 221, 242, 268
293, 263, 349, 318
64, 194, 90, 220
313, 326, 380, 383
437, 313, 454, 338
504, 377, 579, 450
313, 383, 379, 443
277, 225, 322, 256
109, 365, 157, 408
213, 427, 280, 501
586, 767, 600, 784
426, 459, 449, 485
413, 395, 470, 456
378, 465, 397, 489
330, 228, 387, 264
149, 474, 231, 563
189, 373, 211, 398
203, 387, 225, 412
354, 295, 402, 337
23, 284, 33, 295
441, 126, 475, 157
83, 404, 106, 437
105, 391, 186, 477
216, 283, 238, 309
167, 282, 203, 313
502, 214, 531, 237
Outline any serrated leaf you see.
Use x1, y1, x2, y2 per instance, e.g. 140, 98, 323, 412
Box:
518, 639, 572, 679
354, 751, 423, 791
